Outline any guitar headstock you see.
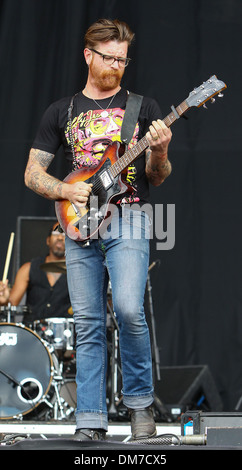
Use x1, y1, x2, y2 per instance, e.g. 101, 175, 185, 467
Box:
186, 75, 227, 108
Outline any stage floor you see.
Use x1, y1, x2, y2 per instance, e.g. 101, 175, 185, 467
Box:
0, 419, 180, 442
0, 418, 242, 454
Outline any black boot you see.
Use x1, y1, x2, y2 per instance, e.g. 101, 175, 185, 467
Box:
129, 406, 157, 440
70, 428, 106, 441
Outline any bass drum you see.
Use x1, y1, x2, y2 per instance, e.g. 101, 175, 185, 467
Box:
0, 323, 55, 419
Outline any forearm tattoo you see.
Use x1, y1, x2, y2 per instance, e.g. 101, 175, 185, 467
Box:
146, 150, 172, 185
25, 149, 64, 199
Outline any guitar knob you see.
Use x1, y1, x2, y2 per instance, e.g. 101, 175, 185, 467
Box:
95, 211, 103, 220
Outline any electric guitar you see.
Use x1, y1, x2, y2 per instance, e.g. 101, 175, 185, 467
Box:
55, 75, 227, 242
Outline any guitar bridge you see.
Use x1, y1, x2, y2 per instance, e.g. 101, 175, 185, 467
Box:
99, 169, 114, 190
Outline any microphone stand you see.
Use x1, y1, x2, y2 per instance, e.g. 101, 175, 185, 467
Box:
0, 368, 37, 405
0, 367, 20, 387
147, 261, 173, 422
147, 261, 161, 380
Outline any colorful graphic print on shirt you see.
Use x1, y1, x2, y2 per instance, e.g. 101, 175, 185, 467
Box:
65, 107, 140, 202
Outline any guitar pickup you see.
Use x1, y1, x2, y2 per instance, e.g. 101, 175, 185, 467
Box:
99, 169, 114, 190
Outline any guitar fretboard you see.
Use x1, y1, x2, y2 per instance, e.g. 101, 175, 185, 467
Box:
109, 99, 189, 179
163, 100, 189, 127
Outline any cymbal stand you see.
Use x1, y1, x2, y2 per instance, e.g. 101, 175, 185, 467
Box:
32, 348, 75, 421
50, 360, 75, 420
6, 302, 12, 323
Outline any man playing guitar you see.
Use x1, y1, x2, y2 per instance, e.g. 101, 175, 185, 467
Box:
24, 18, 172, 441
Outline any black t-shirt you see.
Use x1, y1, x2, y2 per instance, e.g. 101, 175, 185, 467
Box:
32, 88, 162, 204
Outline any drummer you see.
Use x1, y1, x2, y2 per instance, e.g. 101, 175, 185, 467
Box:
0, 222, 71, 324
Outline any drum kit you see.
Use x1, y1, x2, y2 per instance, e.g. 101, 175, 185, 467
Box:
0, 233, 166, 424
0, 235, 121, 423
0, 282, 121, 423
0, 318, 75, 420
0, 234, 77, 422
0, 315, 76, 422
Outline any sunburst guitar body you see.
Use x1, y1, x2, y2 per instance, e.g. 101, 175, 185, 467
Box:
55, 141, 131, 241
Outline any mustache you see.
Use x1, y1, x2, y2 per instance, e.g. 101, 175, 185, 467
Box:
101, 70, 122, 80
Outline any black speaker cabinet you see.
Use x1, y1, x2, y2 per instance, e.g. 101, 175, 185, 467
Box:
12, 216, 57, 279
155, 365, 223, 418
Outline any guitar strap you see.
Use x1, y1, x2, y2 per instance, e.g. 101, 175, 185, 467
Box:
67, 91, 143, 159
68, 93, 78, 162
121, 91, 143, 147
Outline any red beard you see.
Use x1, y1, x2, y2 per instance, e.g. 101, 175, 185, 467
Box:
90, 61, 124, 91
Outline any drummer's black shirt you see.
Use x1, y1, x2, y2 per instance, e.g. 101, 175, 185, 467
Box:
26, 256, 71, 322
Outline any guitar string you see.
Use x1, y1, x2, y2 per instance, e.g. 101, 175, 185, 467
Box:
90, 136, 149, 195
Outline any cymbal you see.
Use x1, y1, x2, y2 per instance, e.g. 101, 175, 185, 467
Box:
40, 260, 66, 274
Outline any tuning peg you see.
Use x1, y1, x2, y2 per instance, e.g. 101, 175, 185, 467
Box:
211, 98, 215, 104
218, 93, 224, 98
203, 103, 207, 109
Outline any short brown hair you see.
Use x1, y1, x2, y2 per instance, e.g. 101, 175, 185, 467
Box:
84, 19, 135, 49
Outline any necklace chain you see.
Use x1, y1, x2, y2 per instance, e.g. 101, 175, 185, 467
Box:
84, 89, 118, 112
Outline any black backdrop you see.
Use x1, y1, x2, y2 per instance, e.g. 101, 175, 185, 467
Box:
0, 0, 241, 410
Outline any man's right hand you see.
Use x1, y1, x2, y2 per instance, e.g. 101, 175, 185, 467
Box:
63, 181, 93, 208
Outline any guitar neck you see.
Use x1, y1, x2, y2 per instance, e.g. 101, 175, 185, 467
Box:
109, 99, 189, 179
163, 100, 189, 127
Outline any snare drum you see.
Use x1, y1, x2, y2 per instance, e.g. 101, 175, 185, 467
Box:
33, 317, 75, 356
0, 323, 55, 419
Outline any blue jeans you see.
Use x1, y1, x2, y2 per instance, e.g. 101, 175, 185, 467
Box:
65, 206, 154, 431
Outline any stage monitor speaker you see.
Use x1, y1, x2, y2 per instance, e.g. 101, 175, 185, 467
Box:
12, 216, 57, 279
181, 410, 242, 436
155, 365, 223, 418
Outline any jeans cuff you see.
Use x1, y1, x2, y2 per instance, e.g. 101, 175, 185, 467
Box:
123, 393, 154, 409
76, 411, 108, 431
